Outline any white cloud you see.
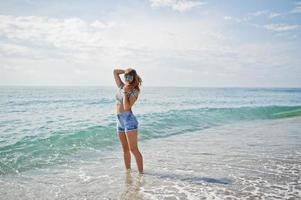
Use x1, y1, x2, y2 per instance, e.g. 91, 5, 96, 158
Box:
1, 64, 23, 71
223, 10, 282, 23
268, 12, 281, 18
223, 16, 232, 20
74, 69, 89, 75
0, 13, 233, 86
250, 10, 269, 17
0, 43, 31, 56
249, 10, 281, 19
290, 2, 301, 14
149, 0, 206, 12
0, 11, 300, 87
264, 23, 301, 32
222, 15, 250, 23
0, 15, 115, 51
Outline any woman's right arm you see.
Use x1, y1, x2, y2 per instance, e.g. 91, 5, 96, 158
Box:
113, 69, 125, 88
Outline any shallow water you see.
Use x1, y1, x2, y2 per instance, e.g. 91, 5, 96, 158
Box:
1, 116, 300, 199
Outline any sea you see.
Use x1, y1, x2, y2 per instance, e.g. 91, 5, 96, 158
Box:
0, 86, 301, 199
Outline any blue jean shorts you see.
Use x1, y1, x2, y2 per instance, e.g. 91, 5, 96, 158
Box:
116, 110, 139, 133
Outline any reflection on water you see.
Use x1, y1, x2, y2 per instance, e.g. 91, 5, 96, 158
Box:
119, 170, 144, 200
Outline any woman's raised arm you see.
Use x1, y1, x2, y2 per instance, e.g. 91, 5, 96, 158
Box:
113, 69, 125, 88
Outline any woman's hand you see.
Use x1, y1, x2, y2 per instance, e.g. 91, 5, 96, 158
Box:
123, 84, 132, 93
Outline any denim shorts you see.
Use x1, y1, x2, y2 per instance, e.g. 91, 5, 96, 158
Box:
116, 110, 139, 133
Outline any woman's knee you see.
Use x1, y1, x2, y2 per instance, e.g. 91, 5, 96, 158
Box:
129, 146, 139, 154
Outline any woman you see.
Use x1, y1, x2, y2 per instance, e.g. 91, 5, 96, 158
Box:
113, 68, 143, 174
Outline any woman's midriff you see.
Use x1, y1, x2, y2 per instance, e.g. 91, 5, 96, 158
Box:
116, 103, 132, 114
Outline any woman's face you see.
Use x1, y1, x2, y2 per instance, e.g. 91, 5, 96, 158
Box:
124, 70, 134, 84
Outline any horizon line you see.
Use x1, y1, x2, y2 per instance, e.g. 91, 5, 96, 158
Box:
0, 85, 300, 89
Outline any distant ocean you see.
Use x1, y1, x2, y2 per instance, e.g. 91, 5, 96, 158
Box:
1, 86, 301, 199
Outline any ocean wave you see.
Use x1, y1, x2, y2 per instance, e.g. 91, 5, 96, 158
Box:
1, 105, 301, 175
0, 125, 116, 175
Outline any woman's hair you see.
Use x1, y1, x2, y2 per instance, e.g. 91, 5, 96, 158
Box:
125, 68, 142, 92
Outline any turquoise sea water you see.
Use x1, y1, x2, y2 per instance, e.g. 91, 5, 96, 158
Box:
0, 86, 301, 175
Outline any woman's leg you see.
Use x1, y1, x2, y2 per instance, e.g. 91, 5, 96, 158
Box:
118, 132, 131, 170
126, 129, 143, 174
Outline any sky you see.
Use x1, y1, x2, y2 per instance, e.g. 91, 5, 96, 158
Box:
0, 0, 300, 87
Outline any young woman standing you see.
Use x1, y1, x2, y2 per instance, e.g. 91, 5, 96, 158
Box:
113, 68, 143, 174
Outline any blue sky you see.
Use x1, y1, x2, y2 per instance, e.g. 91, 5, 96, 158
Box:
0, 0, 300, 87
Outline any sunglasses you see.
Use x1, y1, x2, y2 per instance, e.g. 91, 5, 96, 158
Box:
124, 73, 134, 81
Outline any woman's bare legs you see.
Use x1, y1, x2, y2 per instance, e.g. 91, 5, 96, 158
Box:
118, 132, 131, 170
126, 129, 143, 174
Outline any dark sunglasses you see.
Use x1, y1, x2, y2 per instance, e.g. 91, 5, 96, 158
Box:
124, 73, 134, 81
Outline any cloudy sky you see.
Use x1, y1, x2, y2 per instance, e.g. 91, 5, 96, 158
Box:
0, 0, 300, 87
